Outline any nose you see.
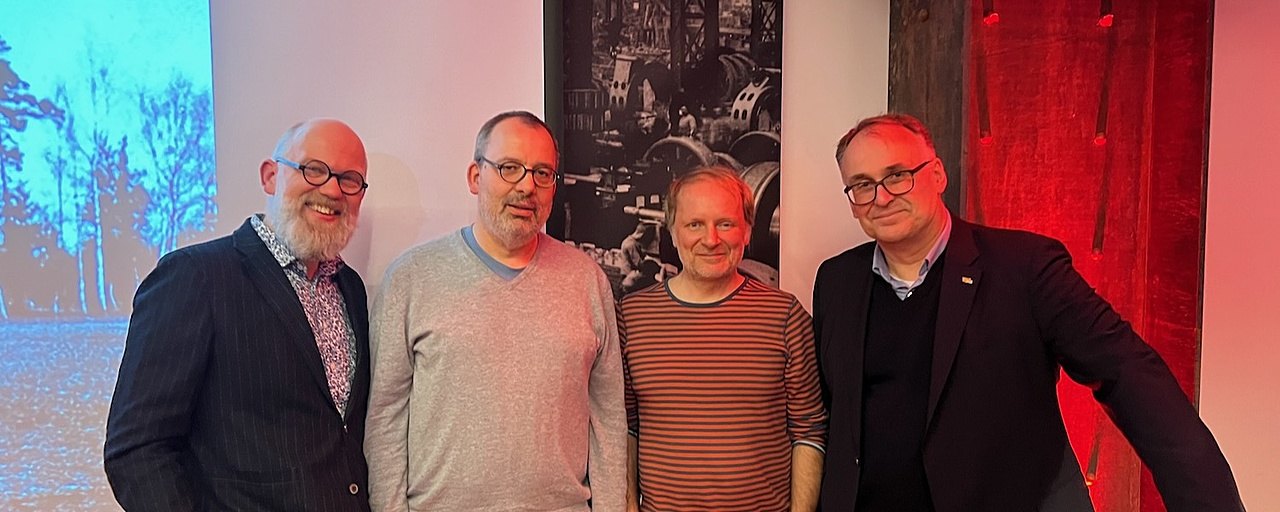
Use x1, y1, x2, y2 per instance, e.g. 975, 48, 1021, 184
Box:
704, 228, 721, 246
512, 171, 537, 194
871, 183, 894, 207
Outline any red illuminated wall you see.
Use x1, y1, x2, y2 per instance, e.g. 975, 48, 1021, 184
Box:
962, 1, 1211, 510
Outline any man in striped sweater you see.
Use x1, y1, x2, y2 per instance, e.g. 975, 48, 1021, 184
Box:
619, 166, 828, 512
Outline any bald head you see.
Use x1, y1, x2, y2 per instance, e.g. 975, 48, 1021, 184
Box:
273, 118, 368, 171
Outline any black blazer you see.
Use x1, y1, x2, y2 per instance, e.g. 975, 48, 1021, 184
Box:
813, 218, 1241, 512
105, 218, 371, 512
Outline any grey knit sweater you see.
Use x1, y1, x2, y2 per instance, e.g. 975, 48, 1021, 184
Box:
365, 230, 626, 511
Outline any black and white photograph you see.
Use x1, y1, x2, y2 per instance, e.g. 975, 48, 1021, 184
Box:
549, 0, 784, 298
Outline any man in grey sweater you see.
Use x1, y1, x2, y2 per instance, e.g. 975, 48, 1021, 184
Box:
365, 111, 626, 511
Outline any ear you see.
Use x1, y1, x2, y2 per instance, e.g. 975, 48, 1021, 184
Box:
467, 161, 481, 195
260, 159, 278, 195
932, 158, 948, 193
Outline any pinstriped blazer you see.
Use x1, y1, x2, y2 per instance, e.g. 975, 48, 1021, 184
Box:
105, 218, 371, 512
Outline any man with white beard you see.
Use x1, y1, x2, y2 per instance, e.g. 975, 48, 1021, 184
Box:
365, 111, 626, 511
105, 119, 375, 512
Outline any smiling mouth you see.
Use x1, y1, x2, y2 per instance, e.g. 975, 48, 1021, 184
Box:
307, 202, 341, 217
870, 209, 905, 221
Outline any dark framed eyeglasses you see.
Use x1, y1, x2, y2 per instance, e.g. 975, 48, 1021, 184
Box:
479, 157, 558, 188
274, 157, 369, 195
843, 159, 934, 206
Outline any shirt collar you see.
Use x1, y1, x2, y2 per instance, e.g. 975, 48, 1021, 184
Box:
250, 214, 344, 278
871, 209, 952, 284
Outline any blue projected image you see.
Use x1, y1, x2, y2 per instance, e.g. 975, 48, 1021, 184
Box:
1, 1, 215, 509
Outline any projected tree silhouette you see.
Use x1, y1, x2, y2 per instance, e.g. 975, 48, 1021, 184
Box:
137, 75, 216, 256
37, 88, 90, 313
40, 64, 129, 315
0, 38, 215, 317
0, 38, 65, 318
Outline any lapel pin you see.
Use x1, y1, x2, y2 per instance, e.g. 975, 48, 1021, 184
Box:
961, 276, 974, 285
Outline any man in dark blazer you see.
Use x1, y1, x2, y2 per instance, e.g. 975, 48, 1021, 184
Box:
105, 119, 373, 511
813, 114, 1242, 512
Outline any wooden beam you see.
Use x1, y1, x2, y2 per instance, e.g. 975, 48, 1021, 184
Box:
888, 0, 969, 214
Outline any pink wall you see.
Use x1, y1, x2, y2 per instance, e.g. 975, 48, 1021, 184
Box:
211, 1, 548, 289
778, 1, 885, 302
1201, 1, 1280, 509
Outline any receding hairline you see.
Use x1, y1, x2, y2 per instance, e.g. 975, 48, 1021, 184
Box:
834, 113, 936, 164
664, 165, 756, 231
851, 123, 931, 154
473, 111, 560, 167
272, 118, 365, 166
272, 121, 309, 158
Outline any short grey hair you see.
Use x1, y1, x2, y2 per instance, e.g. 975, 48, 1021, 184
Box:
473, 111, 560, 167
834, 113, 936, 164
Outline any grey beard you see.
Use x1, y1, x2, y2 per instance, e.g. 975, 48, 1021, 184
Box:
488, 218, 538, 249
267, 195, 355, 262
478, 193, 544, 251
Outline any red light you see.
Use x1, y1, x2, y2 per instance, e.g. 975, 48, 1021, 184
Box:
1093, 134, 1107, 146
1098, 14, 1114, 27
979, 134, 994, 146
983, 12, 1000, 26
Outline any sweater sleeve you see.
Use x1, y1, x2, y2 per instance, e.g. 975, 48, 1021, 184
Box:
364, 260, 415, 512
586, 269, 628, 511
784, 299, 829, 452
619, 300, 640, 437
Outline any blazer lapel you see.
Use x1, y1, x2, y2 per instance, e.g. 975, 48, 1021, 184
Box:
849, 263, 870, 448
335, 267, 369, 417
927, 218, 981, 427
844, 259, 872, 446
232, 220, 337, 410
822, 247, 874, 454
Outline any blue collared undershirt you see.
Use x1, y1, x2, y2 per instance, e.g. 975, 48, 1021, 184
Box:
870, 210, 953, 300
461, 225, 523, 281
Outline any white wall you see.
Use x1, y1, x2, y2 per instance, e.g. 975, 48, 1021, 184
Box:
1200, 1, 1280, 509
778, 1, 886, 308
211, 0, 546, 288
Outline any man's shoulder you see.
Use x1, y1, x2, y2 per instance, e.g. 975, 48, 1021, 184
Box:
960, 219, 1066, 257
161, 217, 279, 264
132, 231, 244, 303
619, 281, 668, 308
816, 239, 876, 277
156, 231, 239, 269
383, 230, 466, 275
535, 234, 608, 277
739, 278, 800, 305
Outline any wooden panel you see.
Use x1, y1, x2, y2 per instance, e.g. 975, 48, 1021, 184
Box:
888, 0, 967, 212
888, 1, 1214, 510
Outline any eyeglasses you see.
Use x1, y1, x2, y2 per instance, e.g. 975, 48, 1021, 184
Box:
479, 157, 558, 188
274, 157, 369, 195
843, 159, 934, 206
